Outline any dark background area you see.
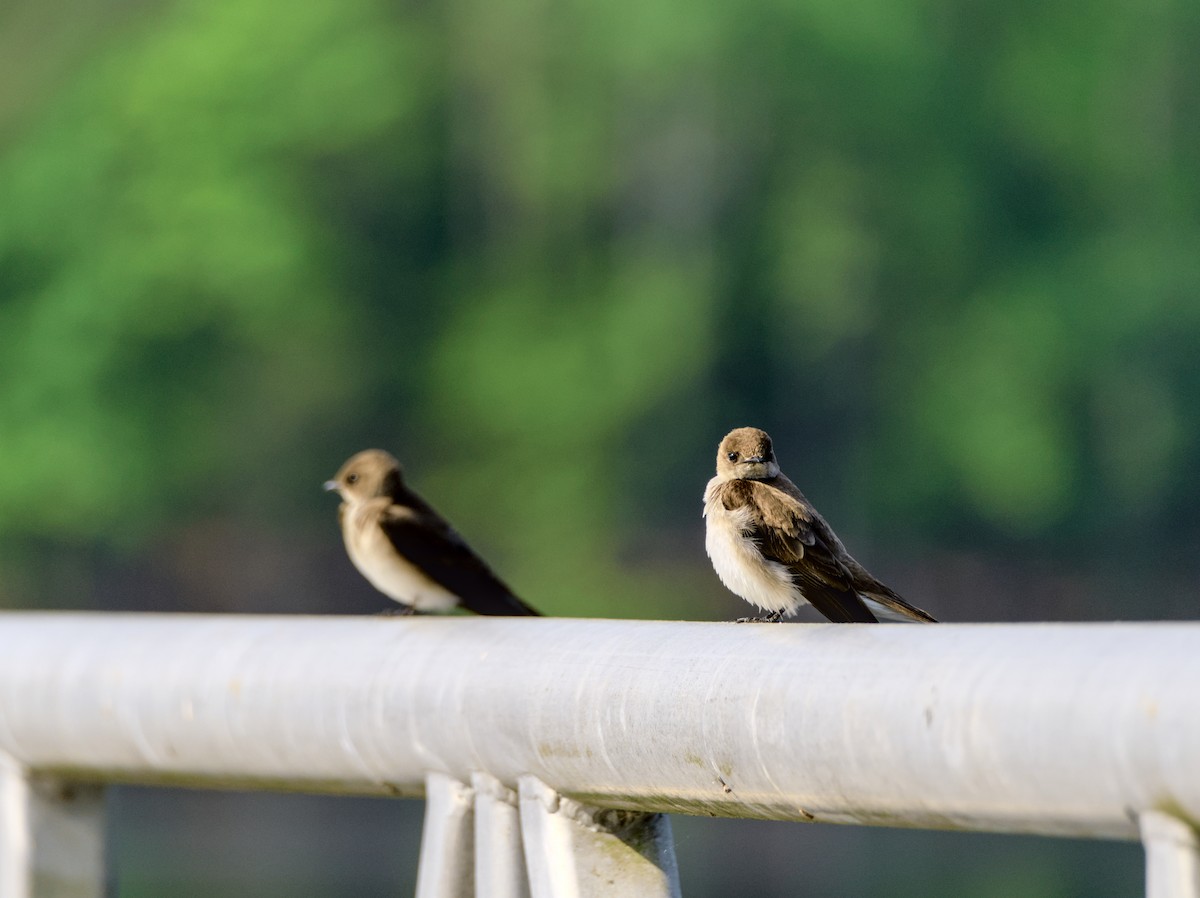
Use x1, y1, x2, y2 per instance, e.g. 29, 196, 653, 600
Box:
110, 790, 1145, 897
2, 0, 1197, 892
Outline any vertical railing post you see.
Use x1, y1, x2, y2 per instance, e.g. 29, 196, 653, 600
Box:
416, 773, 475, 898
1141, 811, 1200, 898
470, 773, 529, 898
517, 776, 681, 898
0, 754, 106, 898
1137, 811, 1195, 897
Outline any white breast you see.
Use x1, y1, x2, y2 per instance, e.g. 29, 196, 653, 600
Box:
344, 504, 459, 612
703, 485, 806, 616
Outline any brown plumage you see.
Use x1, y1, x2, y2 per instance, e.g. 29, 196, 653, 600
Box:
703, 427, 936, 623
325, 449, 540, 616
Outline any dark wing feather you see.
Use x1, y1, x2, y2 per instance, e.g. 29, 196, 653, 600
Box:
379, 498, 540, 617
724, 480, 878, 623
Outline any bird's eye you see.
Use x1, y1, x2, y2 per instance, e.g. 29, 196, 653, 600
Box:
726, 451, 738, 462
346, 473, 359, 484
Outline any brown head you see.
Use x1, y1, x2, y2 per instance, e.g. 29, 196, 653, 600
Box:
323, 449, 404, 502
714, 427, 781, 481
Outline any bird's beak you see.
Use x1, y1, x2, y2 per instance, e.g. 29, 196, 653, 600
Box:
323, 480, 340, 493
745, 455, 766, 464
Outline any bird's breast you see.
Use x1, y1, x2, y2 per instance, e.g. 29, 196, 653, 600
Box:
703, 495, 804, 615
343, 504, 458, 611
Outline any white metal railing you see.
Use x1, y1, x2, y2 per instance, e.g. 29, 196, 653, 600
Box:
0, 613, 1198, 897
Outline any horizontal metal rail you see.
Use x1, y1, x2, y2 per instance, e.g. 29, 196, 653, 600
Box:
0, 613, 1197, 896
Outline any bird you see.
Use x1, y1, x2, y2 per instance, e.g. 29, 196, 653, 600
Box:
324, 449, 540, 616
703, 427, 936, 623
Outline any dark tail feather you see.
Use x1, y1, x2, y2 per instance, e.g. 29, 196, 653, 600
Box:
464, 588, 542, 616
861, 586, 937, 623
500, 594, 542, 617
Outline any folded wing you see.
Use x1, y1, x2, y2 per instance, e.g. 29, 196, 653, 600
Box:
379, 501, 540, 617
719, 480, 878, 623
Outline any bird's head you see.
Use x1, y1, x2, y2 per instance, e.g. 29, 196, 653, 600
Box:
324, 449, 404, 502
715, 427, 780, 481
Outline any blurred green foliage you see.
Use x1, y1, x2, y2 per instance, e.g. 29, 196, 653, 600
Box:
1, 0, 1195, 892
0, 0, 1198, 620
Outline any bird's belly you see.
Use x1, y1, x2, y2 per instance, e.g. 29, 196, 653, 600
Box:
346, 524, 459, 612
704, 505, 805, 615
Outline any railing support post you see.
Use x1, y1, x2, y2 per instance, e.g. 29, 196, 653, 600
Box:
0, 754, 106, 898
471, 773, 529, 898
517, 776, 681, 898
416, 773, 475, 898
1141, 811, 1200, 898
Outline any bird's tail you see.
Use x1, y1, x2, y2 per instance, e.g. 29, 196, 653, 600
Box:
860, 585, 938, 623
476, 590, 543, 616
505, 595, 542, 616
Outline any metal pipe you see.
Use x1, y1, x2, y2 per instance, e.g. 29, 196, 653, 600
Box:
1141, 811, 1200, 898
518, 777, 680, 898
416, 773, 474, 898
471, 773, 529, 898
0, 614, 1197, 839
0, 754, 105, 898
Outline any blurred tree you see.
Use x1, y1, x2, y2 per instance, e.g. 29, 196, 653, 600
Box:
0, 0, 431, 543
1, 0, 1195, 892
0, 0, 1197, 621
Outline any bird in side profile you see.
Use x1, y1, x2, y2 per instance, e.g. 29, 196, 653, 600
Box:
703, 427, 936, 623
325, 449, 540, 616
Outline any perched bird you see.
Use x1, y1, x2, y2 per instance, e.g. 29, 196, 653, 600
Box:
325, 449, 540, 616
703, 427, 936, 623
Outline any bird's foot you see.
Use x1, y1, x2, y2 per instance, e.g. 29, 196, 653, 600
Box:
378, 604, 418, 617
735, 610, 785, 623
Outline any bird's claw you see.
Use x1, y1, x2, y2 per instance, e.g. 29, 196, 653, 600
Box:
735, 611, 785, 623
378, 605, 418, 617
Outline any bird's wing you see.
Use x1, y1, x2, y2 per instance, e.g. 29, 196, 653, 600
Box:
378, 501, 540, 616
718, 480, 878, 623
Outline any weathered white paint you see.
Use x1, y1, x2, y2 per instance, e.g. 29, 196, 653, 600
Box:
416, 773, 474, 898
0, 613, 1198, 896
1142, 811, 1200, 898
471, 773, 529, 898
0, 754, 105, 898
517, 776, 679, 898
